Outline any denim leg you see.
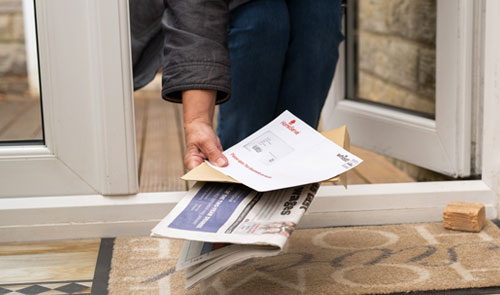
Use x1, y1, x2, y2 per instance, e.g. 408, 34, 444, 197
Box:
217, 0, 290, 149
273, 0, 344, 128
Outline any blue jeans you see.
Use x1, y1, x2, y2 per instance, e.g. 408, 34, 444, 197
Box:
217, 0, 344, 149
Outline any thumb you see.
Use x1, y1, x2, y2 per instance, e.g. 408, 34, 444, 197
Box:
200, 140, 228, 167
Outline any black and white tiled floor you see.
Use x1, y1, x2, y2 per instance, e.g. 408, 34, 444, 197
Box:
0, 280, 91, 295
0, 239, 112, 295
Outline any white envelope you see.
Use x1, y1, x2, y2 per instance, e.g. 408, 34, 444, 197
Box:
202, 111, 362, 192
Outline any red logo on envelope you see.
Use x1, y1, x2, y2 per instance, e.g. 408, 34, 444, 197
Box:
281, 119, 300, 135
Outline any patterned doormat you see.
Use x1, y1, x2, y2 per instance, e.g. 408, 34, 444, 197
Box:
103, 221, 500, 295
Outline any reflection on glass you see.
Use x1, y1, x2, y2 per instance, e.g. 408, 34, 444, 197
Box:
0, 0, 43, 144
346, 0, 436, 118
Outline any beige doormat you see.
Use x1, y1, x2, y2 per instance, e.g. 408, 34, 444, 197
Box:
108, 221, 500, 294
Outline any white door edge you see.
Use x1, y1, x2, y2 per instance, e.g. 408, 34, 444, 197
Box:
322, 0, 474, 177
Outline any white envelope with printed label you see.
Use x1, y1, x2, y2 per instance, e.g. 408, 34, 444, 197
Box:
207, 110, 362, 192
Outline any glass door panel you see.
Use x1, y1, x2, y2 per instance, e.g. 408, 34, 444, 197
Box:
346, 0, 436, 118
0, 0, 42, 144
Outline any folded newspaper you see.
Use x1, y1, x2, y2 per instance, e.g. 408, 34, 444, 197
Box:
151, 111, 362, 289
152, 181, 320, 288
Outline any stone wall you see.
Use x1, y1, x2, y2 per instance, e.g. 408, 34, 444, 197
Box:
0, 0, 28, 96
357, 0, 436, 116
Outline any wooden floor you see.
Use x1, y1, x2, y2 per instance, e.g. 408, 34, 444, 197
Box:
0, 88, 416, 293
135, 91, 189, 192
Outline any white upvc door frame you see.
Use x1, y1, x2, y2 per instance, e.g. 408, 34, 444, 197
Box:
0, 0, 138, 197
480, 0, 500, 210
322, 0, 473, 177
1, 0, 499, 243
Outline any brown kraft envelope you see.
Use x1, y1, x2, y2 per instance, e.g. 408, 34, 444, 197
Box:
182, 125, 350, 188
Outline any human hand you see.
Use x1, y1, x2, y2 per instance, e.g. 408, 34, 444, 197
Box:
182, 89, 228, 170
184, 120, 228, 170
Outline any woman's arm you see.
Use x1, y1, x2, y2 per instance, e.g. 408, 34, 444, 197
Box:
182, 89, 228, 170
161, 0, 232, 169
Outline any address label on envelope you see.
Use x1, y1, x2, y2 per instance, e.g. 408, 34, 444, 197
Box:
243, 130, 294, 166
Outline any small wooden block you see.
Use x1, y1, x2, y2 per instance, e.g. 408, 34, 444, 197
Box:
443, 201, 485, 232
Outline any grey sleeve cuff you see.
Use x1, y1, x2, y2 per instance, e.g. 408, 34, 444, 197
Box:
161, 62, 231, 104
161, 0, 231, 105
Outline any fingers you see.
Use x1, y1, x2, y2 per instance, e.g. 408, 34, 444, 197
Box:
184, 121, 228, 170
184, 146, 205, 170
185, 157, 203, 171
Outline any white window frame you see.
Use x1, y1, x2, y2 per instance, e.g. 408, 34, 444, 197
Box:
0, 0, 499, 242
322, 0, 473, 177
0, 0, 137, 197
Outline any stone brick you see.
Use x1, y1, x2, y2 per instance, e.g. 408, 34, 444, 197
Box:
418, 48, 435, 97
358, 0, 388, 34
358, 32, 384, 72
358, 71, 435, 116
0, 14, 11, 40
0, 43, 27, 76
358, 32, 419, 91
387, 0, 436, 44
11, 12, 23, 40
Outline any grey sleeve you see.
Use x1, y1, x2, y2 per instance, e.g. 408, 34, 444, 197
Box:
162, 0, 231, 104
129, 0, 165, 90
